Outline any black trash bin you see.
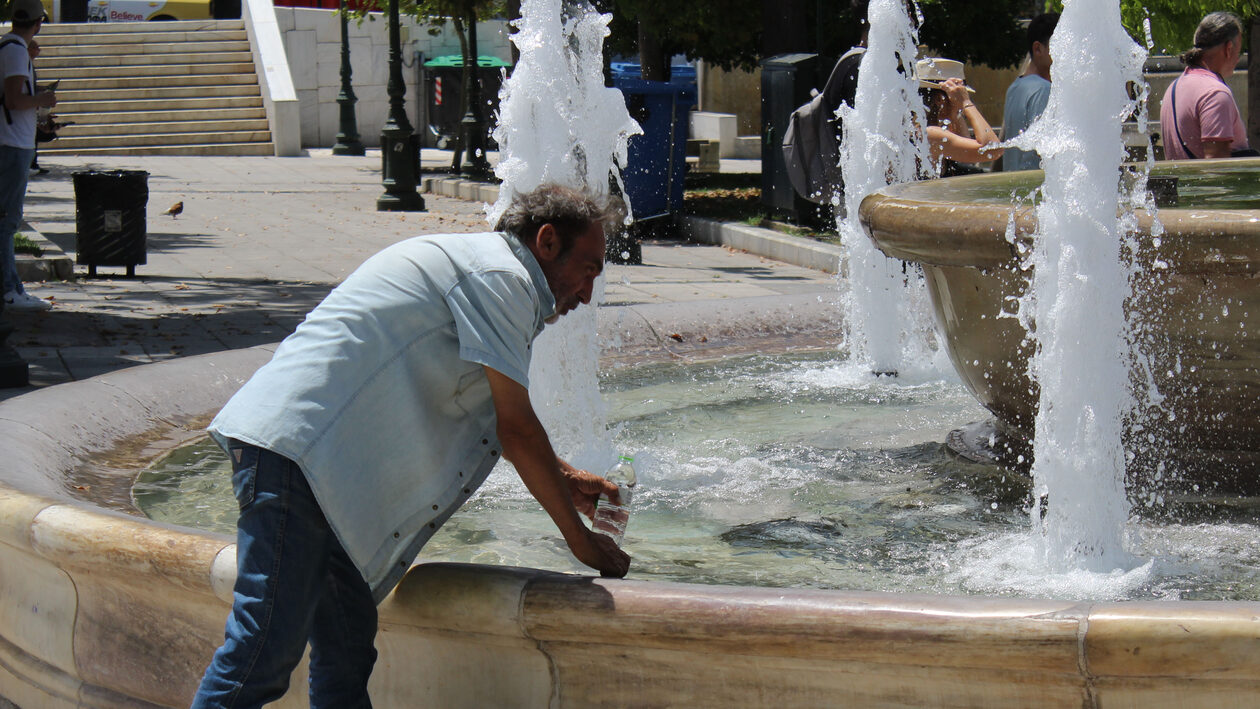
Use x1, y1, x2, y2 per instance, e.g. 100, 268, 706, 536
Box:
760, 53, 833, 225
421, 54, 510, 149
73, 169, 148, 277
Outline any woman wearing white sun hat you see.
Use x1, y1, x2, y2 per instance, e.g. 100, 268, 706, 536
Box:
915, 57, 1003, 173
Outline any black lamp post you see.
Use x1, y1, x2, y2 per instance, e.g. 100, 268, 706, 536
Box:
0, 305, 29, 388
377, 0, 425, 211
0, 204, 28, 388
332, 0, 365, 155
458, 4, 491, 178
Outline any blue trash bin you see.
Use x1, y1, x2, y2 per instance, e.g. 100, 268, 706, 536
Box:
611, 62, 697, 87
614, 78, 696, 225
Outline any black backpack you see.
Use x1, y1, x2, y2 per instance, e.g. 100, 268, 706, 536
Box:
782, 48, 863, 205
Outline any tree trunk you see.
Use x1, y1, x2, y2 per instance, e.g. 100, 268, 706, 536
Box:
638, 23, 670, 81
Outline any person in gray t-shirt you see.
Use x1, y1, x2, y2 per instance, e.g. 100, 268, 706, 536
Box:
1001, 13, 1059, 172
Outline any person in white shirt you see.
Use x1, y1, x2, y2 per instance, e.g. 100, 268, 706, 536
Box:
0, 0, 55, 312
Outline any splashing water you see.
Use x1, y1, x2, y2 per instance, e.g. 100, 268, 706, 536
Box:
1014, 0, 1148, 571
487, 0, 639, 220
836, 0, 938, 376
488, 0, 640, 469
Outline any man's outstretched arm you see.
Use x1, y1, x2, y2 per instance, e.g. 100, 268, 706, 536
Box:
484, 366, 629, 577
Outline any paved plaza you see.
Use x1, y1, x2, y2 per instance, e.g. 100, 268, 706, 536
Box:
2, 149, 842, 401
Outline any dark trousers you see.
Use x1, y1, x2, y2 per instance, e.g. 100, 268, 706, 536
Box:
190, 442, 378, 708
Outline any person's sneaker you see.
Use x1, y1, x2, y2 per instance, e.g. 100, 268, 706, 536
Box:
3, 290, 52, 312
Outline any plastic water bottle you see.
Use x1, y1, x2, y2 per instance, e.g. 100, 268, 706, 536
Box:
592, 455, 636, 545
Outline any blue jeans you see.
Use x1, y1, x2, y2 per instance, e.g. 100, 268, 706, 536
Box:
191, 442, 378, 709
0, 145, 33, 295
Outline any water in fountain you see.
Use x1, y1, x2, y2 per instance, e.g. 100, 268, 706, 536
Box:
1010, 0, 1148, 572
138, 349, 1260, 601
488, 0, 640, 468
836, 0, 939, 376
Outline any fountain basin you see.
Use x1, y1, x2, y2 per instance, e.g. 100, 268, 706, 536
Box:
860, 159, 1260, 488
2, 341, 1260, 706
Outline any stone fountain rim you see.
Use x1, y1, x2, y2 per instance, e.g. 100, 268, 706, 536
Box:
872, 155, 1260, 208
860, 164, 1260, 269
1, 339, 1256, 611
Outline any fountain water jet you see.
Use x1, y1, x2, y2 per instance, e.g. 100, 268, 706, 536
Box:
488, 0, 640, 467
1018, 0, 1148, 571
487, 0, 637, 216
835, 0, 938, 377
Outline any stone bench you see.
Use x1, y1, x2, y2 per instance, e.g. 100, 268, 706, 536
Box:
689, 111, 737, 158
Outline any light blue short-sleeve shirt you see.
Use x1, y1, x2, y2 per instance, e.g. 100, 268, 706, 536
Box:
1001, 73, 1052, 172
209, 232, 556, 602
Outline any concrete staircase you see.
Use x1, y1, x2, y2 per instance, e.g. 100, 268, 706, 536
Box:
35, 20, 274, 156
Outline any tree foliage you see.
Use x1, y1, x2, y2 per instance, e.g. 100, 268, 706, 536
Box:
348, 0, 504, 31
598, 0, 763, 73
917, 0, 1028, 68
599, 1, 1031, 75
1047, 0, 1260, 55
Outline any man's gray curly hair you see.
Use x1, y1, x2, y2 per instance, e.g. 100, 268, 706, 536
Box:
495, 183, 623, 257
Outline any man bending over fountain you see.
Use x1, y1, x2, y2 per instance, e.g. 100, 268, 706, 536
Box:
190, 183, 630, 708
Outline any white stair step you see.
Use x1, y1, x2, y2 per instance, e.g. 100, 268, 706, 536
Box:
47, 74, 257, 91
39, 29, 246, 46
61, 117, 270, 136
58, 106, 266, 124
52, 129, 271, 148
41, 142, 276, 157
57, 95, 263, 113
58, 84, 260, 101
39, 19, 245, 35
39, 51, 254, 68
38, 62, 257, 79
42, 40, 252, 58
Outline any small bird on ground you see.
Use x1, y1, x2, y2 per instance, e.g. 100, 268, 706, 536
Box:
164, 201, 184, 218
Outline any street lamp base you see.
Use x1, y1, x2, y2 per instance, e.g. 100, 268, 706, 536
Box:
0, 319, 29, 388
332, 140, 366, 156
0, 353, 29, 388
459, 164, 493, 181
459, 147, 492, 178
377, 190, 427, 212
377, 129, 425, 212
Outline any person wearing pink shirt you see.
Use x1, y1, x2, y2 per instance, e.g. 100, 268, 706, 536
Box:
1160, 12, 1257, 160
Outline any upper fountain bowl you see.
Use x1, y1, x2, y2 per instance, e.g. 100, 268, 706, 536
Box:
859, 158, 1260, 495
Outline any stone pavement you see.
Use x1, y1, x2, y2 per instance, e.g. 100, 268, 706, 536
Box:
1, 149, 842, 402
